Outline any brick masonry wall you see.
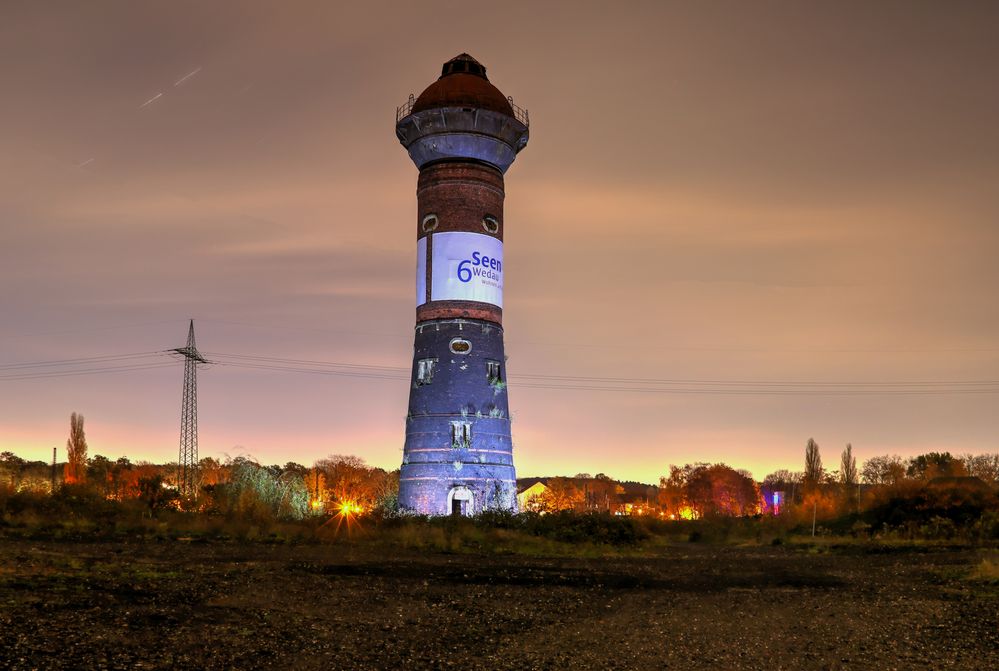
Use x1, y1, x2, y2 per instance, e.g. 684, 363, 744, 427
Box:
416, 161, 505, 325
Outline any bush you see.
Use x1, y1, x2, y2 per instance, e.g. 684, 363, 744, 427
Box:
370, 510, 649, 551
205, 460, 309, 522
518, 512, 648, 546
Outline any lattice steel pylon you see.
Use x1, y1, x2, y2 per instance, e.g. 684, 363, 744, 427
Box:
171, 320, 209, 497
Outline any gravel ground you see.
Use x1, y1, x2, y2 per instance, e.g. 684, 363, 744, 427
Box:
0, 538, 996, 670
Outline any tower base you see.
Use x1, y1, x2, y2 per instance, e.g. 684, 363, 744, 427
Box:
399, 319, 517, 516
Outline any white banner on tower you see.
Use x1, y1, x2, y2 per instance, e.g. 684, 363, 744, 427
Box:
429, 232, 503, 308
416, 236, 427, 306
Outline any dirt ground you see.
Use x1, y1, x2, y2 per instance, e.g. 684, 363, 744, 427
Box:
0, 538, 996, 670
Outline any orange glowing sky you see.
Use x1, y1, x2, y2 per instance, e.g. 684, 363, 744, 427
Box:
1, 2, 997, 482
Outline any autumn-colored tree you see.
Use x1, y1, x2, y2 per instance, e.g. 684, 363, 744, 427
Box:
685, 464, 761, 517
582, 474, 623, 511
64, 412, 88, 484
538, 477, 584, 512
107, 457, 134, 501
197, 457, 226, 488
305, 467, 326, 505
120, 462, 162, 499
315, 455, 392, 510
658, 465, 690, 518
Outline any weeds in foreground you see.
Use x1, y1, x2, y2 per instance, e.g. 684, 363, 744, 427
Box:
968, 554, 999, 583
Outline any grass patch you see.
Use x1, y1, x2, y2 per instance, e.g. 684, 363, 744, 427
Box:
968, 553, 999, 583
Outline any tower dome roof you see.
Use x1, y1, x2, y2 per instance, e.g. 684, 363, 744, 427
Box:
411, 54, 515, 117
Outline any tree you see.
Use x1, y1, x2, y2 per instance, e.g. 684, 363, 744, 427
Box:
762, 469, 802, 504
685, 463, 760, 517
907, 452, 966, 480
215, 458, 308, 520
658, 465, 689, 519
861, 455, 906, 486
371, 468, 400, 512
803, 438, 822, 493
1, 451, 26, 489
137, 474, 178, 515
87, 454, 114, 497
538, 477, 584, 512
583, 475, 623, 511
64, 412, 88, 484
839, 444, 858, 511
197, 457, 225, 488
315, 455, 388, 509
107, 457, 134, 501
960, 453, 999, 485
840, 444, 858, 487
282, 462, 309, 478
0, 451, 25, 468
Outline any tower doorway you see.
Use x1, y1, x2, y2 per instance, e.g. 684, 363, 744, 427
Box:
447, 486, 473, 517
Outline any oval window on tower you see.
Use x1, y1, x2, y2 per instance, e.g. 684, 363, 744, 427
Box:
449, 338, 472, 355
482, 215, 499, 234
422, 213, 439, 233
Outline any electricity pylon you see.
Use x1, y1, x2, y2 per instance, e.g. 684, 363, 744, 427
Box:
172, 320, 209, 496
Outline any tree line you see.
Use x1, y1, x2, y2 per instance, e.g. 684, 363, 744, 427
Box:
2, 414, 997, 536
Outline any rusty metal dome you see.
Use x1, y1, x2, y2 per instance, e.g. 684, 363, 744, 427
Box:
411, 54, 515, 118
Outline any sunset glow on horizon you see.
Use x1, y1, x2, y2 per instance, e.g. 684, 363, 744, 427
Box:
2, 2, 997, 483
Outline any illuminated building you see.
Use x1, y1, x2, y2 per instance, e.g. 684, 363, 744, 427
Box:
394, 54, 529, 515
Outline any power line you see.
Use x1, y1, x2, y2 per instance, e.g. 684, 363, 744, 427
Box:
0, 362, 175, 381
214, 360, 402, 381
0, 351, 164, 371
204, 351, 405, 374
2, 348, 998, 395
207, 351, 999, 396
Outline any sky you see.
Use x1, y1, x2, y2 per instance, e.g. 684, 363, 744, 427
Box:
1, 1, 998, 482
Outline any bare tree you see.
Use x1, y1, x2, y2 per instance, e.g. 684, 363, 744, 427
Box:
763, 469, 803, 504
64, 412, 88, 484
803, 438, 822, 492
960, 453, 999, 485
861, 455, 906, 486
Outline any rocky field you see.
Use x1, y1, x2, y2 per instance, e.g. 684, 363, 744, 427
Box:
1, 538, 996, 670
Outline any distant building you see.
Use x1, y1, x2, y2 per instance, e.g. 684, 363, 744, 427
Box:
517, 481, 549, 512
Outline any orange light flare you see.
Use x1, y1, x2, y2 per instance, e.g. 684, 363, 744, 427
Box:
339, 501, 362, 516
676, 507, 697, 520
322, 500, 365, 537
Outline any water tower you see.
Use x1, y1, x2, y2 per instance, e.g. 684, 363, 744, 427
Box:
394, 54, 529, 515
